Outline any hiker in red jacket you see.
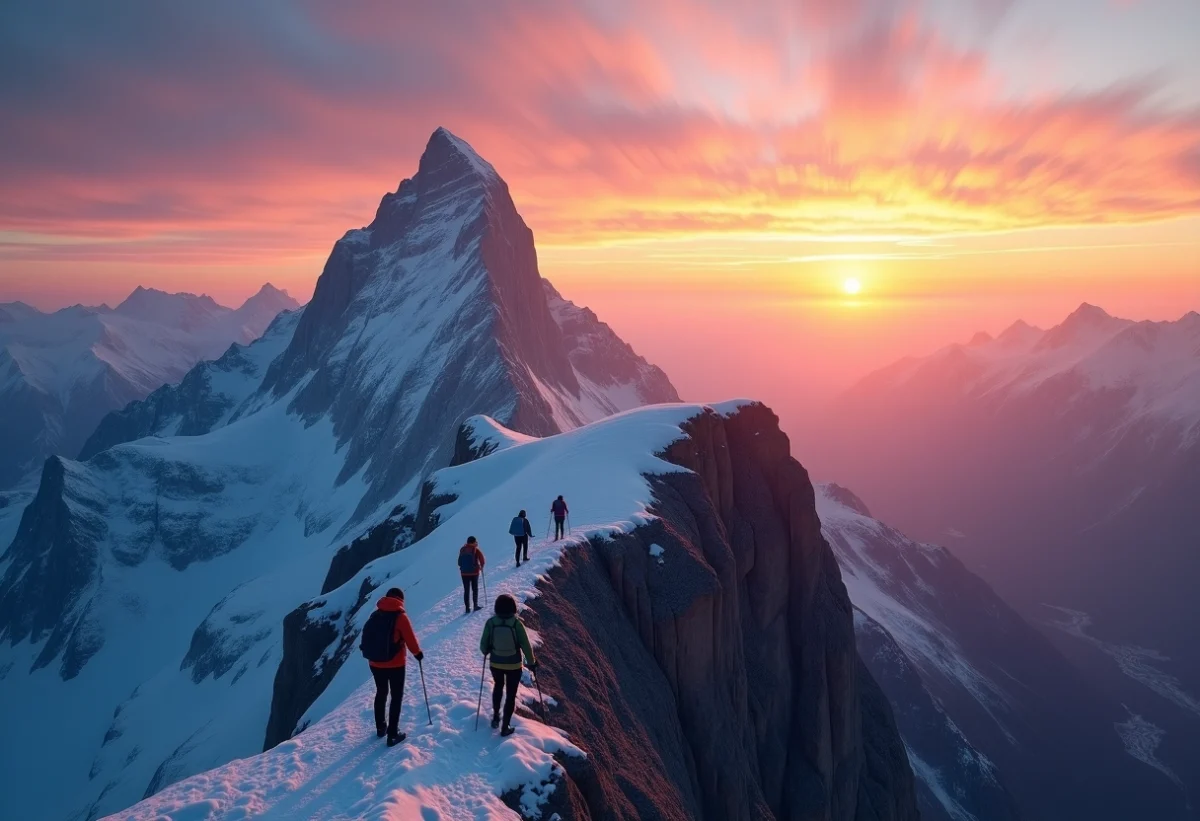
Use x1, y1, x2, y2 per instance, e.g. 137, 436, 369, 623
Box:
458, 536, 486, 614
550, 496, 568, 540
361, 587, 423, 746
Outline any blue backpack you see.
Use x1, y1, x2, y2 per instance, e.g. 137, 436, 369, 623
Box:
458, 545, 479, 574
509, 517, 526, 536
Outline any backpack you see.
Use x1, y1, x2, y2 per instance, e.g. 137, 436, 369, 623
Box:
458, 545, 479, 574
360, 610, 401, 663
509, 517, 526, 536
552, 500, 566, 516
488, 617, 521, 665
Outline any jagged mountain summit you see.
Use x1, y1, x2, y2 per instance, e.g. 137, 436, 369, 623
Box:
0, 128, 679, 821
813, 303, 1200, 814
817, 484, 1187, 821
0, 283, 299, 488
110, 402, 919, 821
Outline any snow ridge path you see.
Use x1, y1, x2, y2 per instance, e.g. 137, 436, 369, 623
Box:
110, 532, 583, 821
107, 402, 752, 821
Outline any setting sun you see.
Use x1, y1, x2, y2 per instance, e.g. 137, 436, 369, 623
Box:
842, 277, 863, 296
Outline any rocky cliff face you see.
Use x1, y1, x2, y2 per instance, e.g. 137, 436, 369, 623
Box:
268, 403, 920, 820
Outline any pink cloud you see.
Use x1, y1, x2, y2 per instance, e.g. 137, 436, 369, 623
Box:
0, 0, 1197, 282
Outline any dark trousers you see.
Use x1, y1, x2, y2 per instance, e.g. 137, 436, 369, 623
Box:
514, 535, 529, 562
491, 666, 523, 728
462, 575, 478, 610
554, 516, 565, 539
370, 665, 406, 735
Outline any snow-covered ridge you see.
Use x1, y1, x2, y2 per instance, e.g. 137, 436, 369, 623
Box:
106, 403, 744, 821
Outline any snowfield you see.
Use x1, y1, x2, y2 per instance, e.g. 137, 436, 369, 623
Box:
107, 403, 748, 821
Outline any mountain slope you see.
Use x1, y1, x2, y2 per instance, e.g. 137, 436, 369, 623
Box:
817, 484, 1187, 821
113, 402, 919, 821
0, 128, 679, 821
813, 305, 1200, 733
0, 284, 299, 487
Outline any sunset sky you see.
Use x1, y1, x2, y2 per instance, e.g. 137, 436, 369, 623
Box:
2, 0, 1198, 430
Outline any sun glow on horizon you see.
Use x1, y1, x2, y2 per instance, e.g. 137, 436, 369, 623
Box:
842, 277, 863, 296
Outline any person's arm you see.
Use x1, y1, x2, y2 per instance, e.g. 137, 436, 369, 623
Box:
476, 547, 486, 569
524, 519, 532, 537
515, 620, 537, 668
479, 619, 492, 655
397, 612, 422, 658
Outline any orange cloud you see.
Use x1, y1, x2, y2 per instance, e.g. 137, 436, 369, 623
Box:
0, 0, 1197, 279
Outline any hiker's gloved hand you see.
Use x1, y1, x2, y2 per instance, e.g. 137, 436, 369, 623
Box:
527, 661, 538, 671
414, 652, 424, 662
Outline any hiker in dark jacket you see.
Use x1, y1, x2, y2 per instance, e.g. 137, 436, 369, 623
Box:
458, 537, 486, 614
363, 588, 423, 746
509, 510, 533, 566
550, 495, 568, 540
480, 593, 537, 736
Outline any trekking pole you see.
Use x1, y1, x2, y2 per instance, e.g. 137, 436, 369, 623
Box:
474, 654, 488, 730
418, 658, 433, 726
531, 667, 548, 718
545, 516, 551, 539
481, 568, 489, 609
566, 513, 571, 537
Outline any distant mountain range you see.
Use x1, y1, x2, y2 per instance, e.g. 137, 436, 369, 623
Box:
813, 302, 1200, 815
818, 483, 1185, 821
0, 283, 300, 488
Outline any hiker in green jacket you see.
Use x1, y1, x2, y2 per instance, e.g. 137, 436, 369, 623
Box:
479, 593, 537, 736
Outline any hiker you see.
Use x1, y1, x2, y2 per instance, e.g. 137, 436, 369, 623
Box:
458, 536, 486, 614
509, 510, 533, 566
550, 495, 568, 540
480, 593, 537, 736
359, 587, 423, 746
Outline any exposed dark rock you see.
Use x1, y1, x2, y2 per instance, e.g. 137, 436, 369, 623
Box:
320, 482, 453, 595
0, 457, 106, 674
262, 577, 377, 751
181, 595, 272, 684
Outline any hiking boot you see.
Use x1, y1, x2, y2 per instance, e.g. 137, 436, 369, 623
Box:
491, 715, 500, 729
376, 725, 387, 738
387, 732, 407, 747
474, 605, 482, 612
500, 725, 515, 737
465, 606, 471, 615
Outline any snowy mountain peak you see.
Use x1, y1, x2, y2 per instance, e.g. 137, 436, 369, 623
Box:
232, 283, 301, 328
995, 318, 1042, 348
425, 126, 500, 181
1067, 301, 1112, 323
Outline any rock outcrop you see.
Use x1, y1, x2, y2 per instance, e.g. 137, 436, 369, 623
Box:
524, 403, 917, 820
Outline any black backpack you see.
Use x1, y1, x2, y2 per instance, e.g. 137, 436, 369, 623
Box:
360, 610, 401, 663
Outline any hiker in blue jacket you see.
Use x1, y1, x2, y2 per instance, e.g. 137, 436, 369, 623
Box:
458, 537, 486, 614
509, 510, 533, 566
